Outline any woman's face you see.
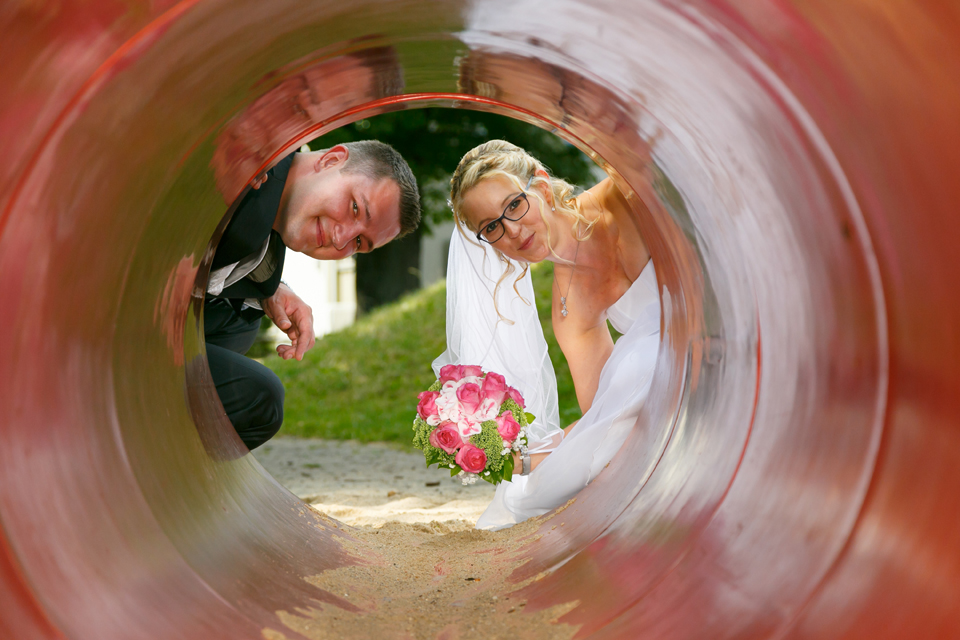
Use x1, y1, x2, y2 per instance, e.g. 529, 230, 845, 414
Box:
459, 174, 553, 263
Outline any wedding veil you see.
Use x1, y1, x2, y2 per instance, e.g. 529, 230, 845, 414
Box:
432, 225, 563, 452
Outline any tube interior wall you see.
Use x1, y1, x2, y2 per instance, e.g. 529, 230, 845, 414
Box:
0, 0, 958, 638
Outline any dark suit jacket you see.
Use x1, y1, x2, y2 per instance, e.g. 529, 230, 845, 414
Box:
209, 153, 295, 318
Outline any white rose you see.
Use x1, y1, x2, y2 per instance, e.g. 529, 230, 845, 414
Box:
475, 398, 499, 422
458, 418, 482, 438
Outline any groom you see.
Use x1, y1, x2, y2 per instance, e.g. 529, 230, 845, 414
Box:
205, 140, 420, 450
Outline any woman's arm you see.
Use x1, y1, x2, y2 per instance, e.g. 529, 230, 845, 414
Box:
517, 420, 579, 473
555, 317, 615, 414
516, 320, 614, 475
513, 308, 614, 475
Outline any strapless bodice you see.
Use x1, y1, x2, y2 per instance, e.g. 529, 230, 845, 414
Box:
606, 260, 659, 335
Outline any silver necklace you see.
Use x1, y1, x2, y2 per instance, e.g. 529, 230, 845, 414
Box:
556, 226, 582, 318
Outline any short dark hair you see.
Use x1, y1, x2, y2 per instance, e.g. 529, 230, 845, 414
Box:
341, 140, 421, 239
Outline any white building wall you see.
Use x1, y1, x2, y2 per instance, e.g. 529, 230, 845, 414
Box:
265, 249, 356, 342
419, 220, 455, 287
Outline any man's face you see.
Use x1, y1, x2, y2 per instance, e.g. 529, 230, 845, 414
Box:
275, 147, 402, 260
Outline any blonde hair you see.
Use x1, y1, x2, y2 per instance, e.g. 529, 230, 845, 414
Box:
449, 140, 597, 313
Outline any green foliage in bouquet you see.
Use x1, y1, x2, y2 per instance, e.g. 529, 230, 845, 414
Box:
411, 386, 535, 485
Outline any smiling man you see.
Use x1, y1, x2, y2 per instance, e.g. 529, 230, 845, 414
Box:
205, 140, 420, 450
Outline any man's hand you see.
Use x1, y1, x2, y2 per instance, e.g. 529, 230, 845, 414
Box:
250, 173, 268, 190
261, 283, 316, 361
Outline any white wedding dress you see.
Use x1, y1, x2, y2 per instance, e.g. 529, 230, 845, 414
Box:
434, 227, 661, 531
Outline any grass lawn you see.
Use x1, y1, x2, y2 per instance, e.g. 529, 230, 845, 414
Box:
265, 262, 584, 444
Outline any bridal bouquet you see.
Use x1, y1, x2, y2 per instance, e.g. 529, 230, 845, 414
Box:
413, 364, 534, 485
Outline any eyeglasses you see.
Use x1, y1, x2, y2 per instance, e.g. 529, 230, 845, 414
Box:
475, 177, 533, 245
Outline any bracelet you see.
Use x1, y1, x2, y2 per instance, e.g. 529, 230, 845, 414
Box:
521, 452, 531, 475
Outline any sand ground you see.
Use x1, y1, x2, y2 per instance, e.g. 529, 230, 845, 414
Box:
253, 437, 578, 639
254, 436, 498, 530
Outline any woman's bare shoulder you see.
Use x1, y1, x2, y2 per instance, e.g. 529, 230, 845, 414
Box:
579, 178, 632, 237
580, 177, 618, 213
595, 178, 650, 278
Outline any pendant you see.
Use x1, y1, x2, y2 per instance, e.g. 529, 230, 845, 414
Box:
560, 297, 568, 317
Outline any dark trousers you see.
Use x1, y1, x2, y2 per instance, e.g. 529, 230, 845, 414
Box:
204, 298, 284, 450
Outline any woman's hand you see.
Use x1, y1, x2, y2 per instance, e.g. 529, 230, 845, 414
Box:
513, 420, 580, 474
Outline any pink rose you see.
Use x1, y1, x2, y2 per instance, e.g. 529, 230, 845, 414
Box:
456, 383, 481, 415
429, 422, 462, 454
461, 365, 484, 378
504, 386, 525, 409
480, 372, 507, 406
417, 391, 440, 420
455, 444, 487, 474
439, 364, 464, 385
495, 412, 521, 444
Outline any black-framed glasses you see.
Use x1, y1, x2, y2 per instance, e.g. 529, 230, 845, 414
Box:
476, 177, 533, 244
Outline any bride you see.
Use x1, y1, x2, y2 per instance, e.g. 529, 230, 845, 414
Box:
435, 140, 662, 530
